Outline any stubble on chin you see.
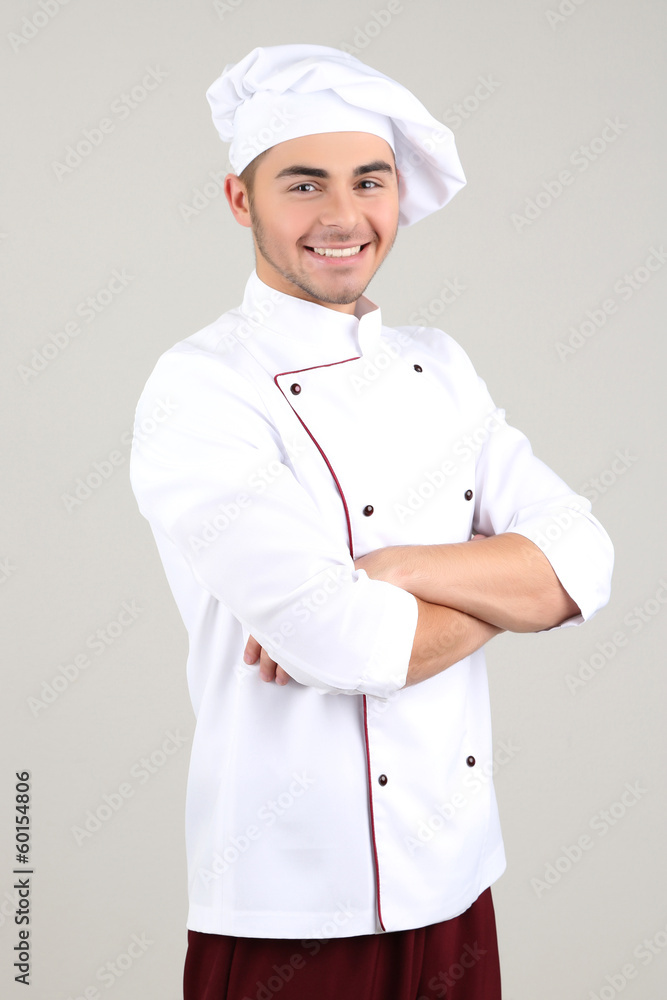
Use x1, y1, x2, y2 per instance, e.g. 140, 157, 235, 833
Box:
250, 216, 396, 306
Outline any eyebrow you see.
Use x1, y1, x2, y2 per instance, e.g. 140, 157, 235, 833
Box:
274, 159, 395, 180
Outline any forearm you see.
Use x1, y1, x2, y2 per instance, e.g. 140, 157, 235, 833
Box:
357, 532, 580, 633
406, 598, 503, 686
247, 553, 506, 690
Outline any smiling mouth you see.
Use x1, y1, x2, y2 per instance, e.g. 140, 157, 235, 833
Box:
304, 243, 369, 258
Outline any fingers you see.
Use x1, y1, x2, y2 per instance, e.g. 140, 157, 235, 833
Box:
243, 634, 262, 663
243, 634, 290, 685
260, 650, 290, 685
259, 646, 279, 683
274, 665, 290, 686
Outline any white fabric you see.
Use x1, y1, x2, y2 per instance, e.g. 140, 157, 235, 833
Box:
130, 271, 614, 938
232, 89, 396, 167
206, 44, 466, 227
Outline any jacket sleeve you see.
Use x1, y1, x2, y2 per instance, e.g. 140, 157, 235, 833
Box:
463, 364, 614, 627
129, 343, 419, 697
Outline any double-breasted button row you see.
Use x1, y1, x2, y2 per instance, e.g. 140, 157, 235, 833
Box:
363, 492, 471, 515
291, 363, 423, 394
379, 762, 474, 787
380, 762, 475, 785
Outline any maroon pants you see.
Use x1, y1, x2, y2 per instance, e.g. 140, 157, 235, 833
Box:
183, 888, 501, 1000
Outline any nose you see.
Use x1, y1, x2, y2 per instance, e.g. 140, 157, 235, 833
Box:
318, 183, 362, 232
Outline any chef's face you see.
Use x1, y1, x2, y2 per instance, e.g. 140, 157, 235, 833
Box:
225, 132, 400, 313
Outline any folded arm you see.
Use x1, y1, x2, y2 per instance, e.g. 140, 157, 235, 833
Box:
251, 531, 578, 688
246, 595, 504, 688
140, 339, 612, 695
351, 531, 580, 686
354, 532, 581, 634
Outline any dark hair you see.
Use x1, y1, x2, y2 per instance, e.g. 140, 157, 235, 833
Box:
238, 149, 269, 211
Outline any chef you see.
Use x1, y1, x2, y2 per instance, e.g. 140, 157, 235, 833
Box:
130, 44, 614, 1000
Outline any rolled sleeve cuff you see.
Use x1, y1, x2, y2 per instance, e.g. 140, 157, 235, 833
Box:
505, 501, 614, 628
356, 576, 419, 697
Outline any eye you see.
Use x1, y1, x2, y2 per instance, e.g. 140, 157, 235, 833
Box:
358, 179, 381, 189
291, 182, 318, 192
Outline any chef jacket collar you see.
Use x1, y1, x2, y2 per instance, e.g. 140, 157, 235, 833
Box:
236, 270, 383, 371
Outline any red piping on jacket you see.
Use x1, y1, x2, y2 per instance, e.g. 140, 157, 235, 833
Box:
362, 692, 386, 930
273, 359, 359, 553
273, 359, 387, 932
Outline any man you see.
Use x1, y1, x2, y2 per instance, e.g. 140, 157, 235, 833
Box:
130, 44, 613, 1000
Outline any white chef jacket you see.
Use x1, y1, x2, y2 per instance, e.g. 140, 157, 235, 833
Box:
130, 270, 613, 939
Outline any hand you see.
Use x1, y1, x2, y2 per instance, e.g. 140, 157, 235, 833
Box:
243, 634, 291, 685
353, 545, 407, 587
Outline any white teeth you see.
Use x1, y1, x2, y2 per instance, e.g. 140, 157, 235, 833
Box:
310, 245, 362, 257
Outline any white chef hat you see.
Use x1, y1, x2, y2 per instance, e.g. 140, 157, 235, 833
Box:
206, 43, 466, 227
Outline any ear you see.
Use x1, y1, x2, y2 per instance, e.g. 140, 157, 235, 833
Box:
224, 174, 253, 229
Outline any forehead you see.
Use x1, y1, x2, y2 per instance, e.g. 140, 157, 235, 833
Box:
256, 131, 396, 179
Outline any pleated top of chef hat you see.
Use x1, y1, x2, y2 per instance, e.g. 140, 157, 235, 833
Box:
206, 43, 466, 227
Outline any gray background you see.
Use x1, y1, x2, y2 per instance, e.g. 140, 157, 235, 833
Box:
2, 0, 666, 997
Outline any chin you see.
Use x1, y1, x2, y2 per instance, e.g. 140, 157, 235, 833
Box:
303, 278, 369, 306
